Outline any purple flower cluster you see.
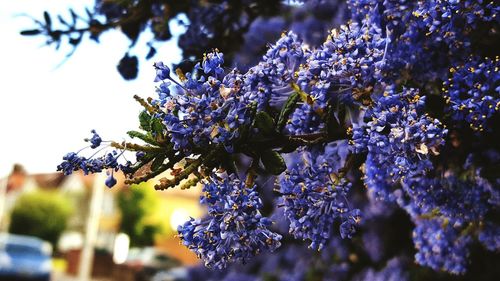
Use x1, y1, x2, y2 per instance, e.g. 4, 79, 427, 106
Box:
245, 31, 308, 110
413, 0, 499, 47
286, 21, 387, 134
413, 218, 473, 275
59, 0, 500, 276
353, 257, 410, 281
154, 50, 252, 153
177, 174, 282, 269
444, 56, 500, 131
352, 87, 447, 200
57, 130, 132, 187
479, 222, 500, 252
277, 149, 361, 250
402, 173, 492, 223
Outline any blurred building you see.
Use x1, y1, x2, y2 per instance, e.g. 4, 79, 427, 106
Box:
0, 164, 204, 277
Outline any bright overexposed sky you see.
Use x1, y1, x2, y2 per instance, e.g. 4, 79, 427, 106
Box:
0, 0, 183, 175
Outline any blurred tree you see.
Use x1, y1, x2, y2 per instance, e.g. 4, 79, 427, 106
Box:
19, 1, 346, 79
9, 191, 73, 246
20, 0, 284, 79
117, 183, 162, 247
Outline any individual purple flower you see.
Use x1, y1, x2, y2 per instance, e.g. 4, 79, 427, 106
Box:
86, 129, 102, 149
153, 61, 171, 82
105, 172, 117, 188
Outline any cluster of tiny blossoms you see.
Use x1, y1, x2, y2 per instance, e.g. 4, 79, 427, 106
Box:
154, 54, 252, 153
59, 0, 499, 275
177, 174, 282, 269
444, 56, 500, 131
412, 218, 473, 275
277, 152, 361, 250
57, 130, 132, 187
352, 87, 448, 201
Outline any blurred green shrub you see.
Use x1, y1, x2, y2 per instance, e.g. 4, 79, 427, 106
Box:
117, 183, 162, 247
9, 190, 73, 246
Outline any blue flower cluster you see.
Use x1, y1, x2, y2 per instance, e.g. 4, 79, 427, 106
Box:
57, 130, 132, 187
397, 167, 498, 273
346, 0, 499, 85
444, 56, 500, 131
413, 0, 499, 47
281, 21, 388, 135
154, 51, 253, 153
177, 174, 282, 269
233, 1, 348, 70
245, 31, 307, 110
352, 87, 447, 200
59, 0, 500, 276
402, 173, 492, 222
479, 222, 500, 252
87, 129, 102, 149
277, 149, 361, 250
354, 257, 410, 281
297, 21, 387, 105
413, 218, 473, 275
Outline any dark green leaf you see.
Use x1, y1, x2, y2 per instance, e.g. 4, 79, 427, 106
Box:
85, 8, 93, 20
139, 111, 151, 131
151, 154, 167, 171
121, 21, 141, 45
238, 102, 257, 142
150, 118, 164, 136
20, 29, 42, 36
43, 11, 51, 29
260, 150, 286, 175
279, 143, 298, 154
255, 111, 275, 135
276, 92, 300, 131
118, 54, 138, 80
127, 131, 159, 145
58, 15, 68, 26
69, 36, 82, 46
481, 163, 500, 180
146, 46, 156, 60
325, 105, 340, 136
337, 105, 346, 128
69, 9, 78, 25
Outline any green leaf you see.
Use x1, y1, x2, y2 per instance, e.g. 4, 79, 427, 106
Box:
151, 154, 167, 172
150, 118, 164, 136
126, 131, 159, 145
43, 11, 52, 29
260, 150, 286, 175
276, 92, 300, 131
325, 105, 341, 136
254, 111, 275, 135
139, 111, 151, 131
279, 143, 298, 154
20, 29, 42, 36
337, 105, 346, 128
238, 103, 257, 142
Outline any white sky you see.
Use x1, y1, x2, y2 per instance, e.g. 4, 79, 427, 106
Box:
0, 1, 183, 175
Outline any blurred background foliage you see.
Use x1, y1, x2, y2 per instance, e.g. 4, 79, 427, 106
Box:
9, 190, 73, 246
117, 182, 163, 247
21, 0, 346, 79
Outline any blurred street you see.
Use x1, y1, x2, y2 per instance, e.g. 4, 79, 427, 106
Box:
52, 271, 111, 281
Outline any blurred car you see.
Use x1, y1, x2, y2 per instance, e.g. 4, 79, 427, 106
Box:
0, 234, 52, 281
124, 247, 181, 281
152, 267, 189, 281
